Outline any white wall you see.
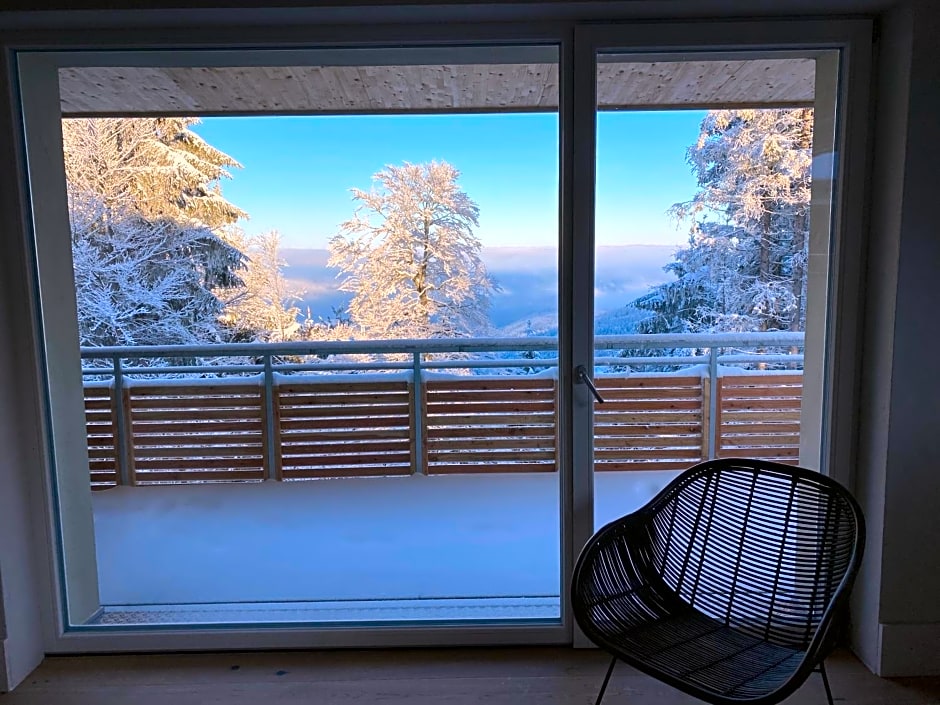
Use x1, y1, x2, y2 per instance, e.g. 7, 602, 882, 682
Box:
1, 0, 939, 688
853, 0, 940, 677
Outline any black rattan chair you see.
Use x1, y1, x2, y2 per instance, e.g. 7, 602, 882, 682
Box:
572, 458, 865, 705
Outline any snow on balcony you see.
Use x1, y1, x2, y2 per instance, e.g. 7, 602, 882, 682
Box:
89, 470, 679, 625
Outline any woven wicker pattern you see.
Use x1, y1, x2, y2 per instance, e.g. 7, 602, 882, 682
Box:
572, 458, 864, 705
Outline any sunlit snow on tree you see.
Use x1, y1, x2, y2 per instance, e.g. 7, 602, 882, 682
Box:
634, 109, 813, 335
63, 117, 247, 348
220, 229, 303, 343
328, 161, 496, 340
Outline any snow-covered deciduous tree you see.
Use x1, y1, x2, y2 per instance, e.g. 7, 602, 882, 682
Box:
221, 230, 302, 342
63, 117, 248, 347
635, 109, 813, 335
328, 161, 496, 339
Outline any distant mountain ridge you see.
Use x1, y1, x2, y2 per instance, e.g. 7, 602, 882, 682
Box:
282, 244, 676, 334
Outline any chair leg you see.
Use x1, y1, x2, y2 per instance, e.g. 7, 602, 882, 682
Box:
595, 656, 617, 705
818, 661, 834, 705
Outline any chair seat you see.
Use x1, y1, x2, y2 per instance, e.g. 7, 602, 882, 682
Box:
583, 604, 805, 701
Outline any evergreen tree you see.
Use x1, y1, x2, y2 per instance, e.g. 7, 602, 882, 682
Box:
634, 109, 813, 335
63, 117, 247, 347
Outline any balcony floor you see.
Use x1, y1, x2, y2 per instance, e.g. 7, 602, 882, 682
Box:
89, 471, 679, 625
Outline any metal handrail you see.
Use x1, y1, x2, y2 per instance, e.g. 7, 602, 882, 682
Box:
79, 333, 805, 483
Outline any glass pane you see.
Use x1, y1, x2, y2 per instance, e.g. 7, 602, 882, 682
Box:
592, 53, 835, 529
53, 46, 561, 627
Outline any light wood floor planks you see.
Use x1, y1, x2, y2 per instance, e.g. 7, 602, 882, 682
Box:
2, 647, 939, 704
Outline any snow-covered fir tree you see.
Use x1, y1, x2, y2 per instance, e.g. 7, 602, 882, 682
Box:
70, 194, 237, 347
634, 109, 813, 335
63, 117, 247, 347
328, 160, 496, 339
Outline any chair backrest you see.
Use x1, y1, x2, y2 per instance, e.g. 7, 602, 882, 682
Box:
643, 458, 864, 651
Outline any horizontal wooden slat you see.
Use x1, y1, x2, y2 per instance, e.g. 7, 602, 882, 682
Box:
281, 466, 411, 478
132, 420, 263, 434
83, 398, 113, 410
278, 403, 411, 418
425, 389, 554, 403
718, 422, 801, 434
279, 453, 412, 466
133, 457, 263, 470
280, 440, 411, 455
132, 445, 264, 459
133, 470, 263, 483
129, 395, 261, 410
593, 388, 702, 401
721, 374, 803, 386
719, 434, 801, 446
596, 400, 702, 411
279, 391, 410, 405
426, 401, 554, 414
279, 428, 409, 442
593, 412, 701, 426
718, 387, 802, 399
425, 379, 553, 391
424, 425, 554, 440
133, 432, 263, 446
595, 448, 703, 460
717, 447, 800, 458
280, 416, 410, 431
719, 411, 801, 422
594, 435, 702, 449
131, 384, 260, 396
596, 460, 696, 471
87, 448, 119, 459
597, 376, 702, 388
427, 463, 556, 474
427, 413, 554, 427
595, 423, 702, 435
278, 381, 408, 394
131, 407, 261, 421
84, 386, 112, 393
426, 437, 555, 451
720, 398, 801, 410
428, 450, 555, 462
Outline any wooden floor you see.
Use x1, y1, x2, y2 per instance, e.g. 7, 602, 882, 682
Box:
3, 647, 940, 704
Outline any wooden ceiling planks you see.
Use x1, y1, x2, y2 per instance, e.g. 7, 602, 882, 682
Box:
58, 58, 813, 116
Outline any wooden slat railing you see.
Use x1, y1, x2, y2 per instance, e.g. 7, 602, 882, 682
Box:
715, 373, 803, 464
424, 376, 557, 474
127, 381, 267, 484
84, 370, 804, 486
85, 383, 119, 489
593, 375, 707, 471
275, 379, 413, 479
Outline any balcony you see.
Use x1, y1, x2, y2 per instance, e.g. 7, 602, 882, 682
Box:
79, 333, 804, 625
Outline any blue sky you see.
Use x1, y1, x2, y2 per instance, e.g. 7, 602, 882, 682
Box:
193, 110, 706, 250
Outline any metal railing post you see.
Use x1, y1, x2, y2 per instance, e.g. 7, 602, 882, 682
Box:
412, 351, 425, 475
263, 353, 278, 481
112, 354, 132, 486
707, 347, 719, 460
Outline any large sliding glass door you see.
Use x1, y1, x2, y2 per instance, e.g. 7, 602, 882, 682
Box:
15, 19, 868, 653
569, 25, 866, 601
19, 44, 565, 641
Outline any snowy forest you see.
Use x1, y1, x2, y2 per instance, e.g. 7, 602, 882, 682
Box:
65, 109, 814, 353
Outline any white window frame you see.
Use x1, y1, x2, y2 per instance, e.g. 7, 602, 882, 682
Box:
10, 16, 871, 654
